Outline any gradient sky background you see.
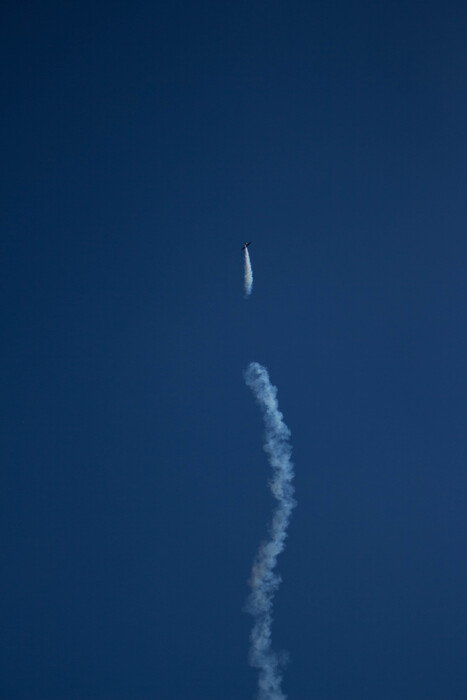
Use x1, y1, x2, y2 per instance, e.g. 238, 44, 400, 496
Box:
1, 1, 466, 699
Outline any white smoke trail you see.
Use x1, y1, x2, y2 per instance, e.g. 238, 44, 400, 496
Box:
244, 247, 253, 297
244, 361, 296, 700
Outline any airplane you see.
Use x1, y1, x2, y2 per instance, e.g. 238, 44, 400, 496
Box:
241, 241, 252, 250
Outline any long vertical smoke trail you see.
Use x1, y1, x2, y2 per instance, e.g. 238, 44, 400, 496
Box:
244, 362, 296, 700
244, 247, 253, 297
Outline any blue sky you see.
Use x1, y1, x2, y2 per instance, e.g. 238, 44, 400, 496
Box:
1, 2, 466, 698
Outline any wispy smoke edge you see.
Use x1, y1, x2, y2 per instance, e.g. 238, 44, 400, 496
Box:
244, 361, 296, 700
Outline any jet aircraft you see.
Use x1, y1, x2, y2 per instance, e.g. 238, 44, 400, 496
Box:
241, 242, 252, 250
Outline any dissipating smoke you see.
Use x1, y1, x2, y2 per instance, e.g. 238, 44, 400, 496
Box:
244, 361, 296, 700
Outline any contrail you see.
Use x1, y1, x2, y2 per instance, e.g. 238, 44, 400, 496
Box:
244, 246, 253, 297
244, 362, 296, 700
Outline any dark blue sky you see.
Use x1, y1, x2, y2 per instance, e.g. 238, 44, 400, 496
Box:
1, 2, 466, 699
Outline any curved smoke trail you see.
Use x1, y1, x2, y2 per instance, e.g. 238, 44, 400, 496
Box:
244, 247, 253, 297
244, 362, 296, 700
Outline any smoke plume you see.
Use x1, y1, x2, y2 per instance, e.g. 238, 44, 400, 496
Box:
244, 247, 253, 297
244, 361, 296, 700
